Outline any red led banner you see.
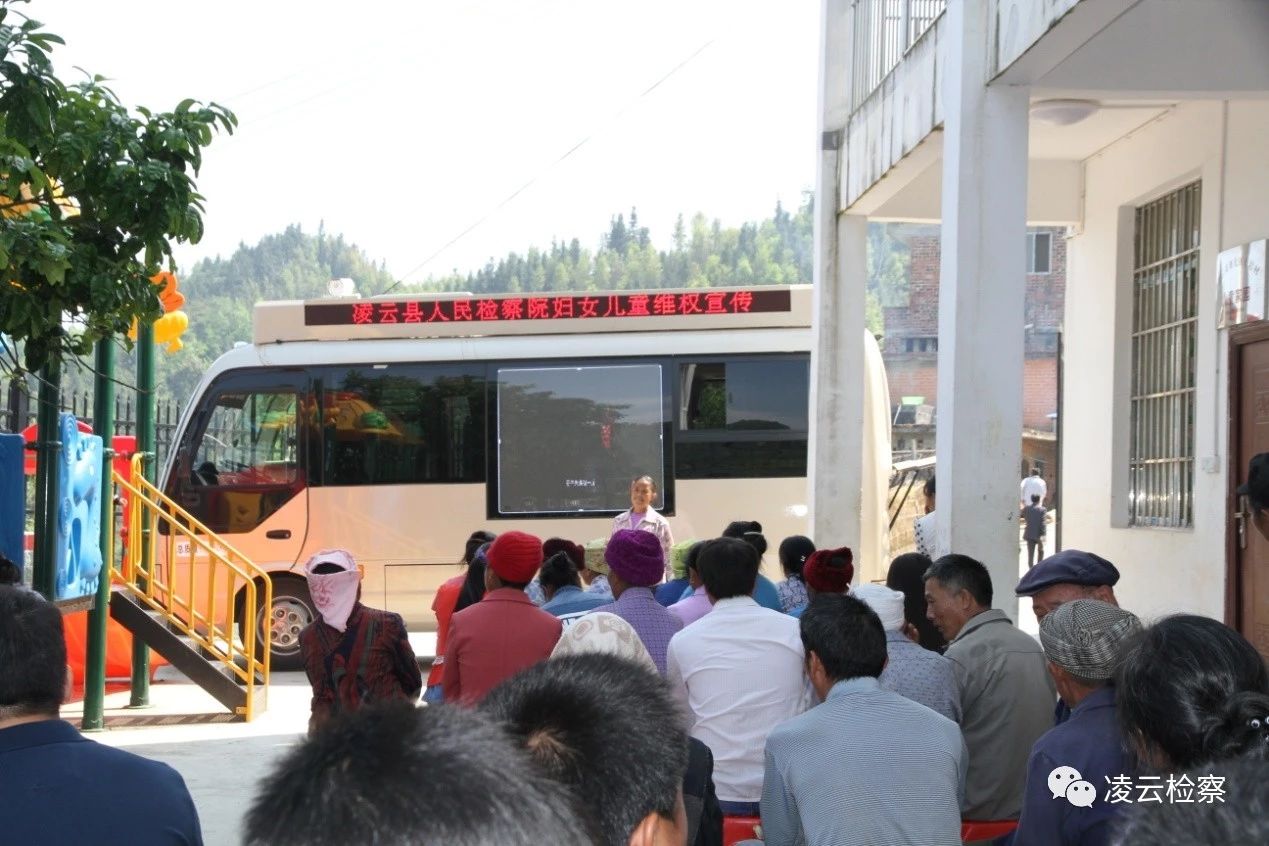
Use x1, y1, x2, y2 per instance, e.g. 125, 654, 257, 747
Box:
303, 289, 791, 327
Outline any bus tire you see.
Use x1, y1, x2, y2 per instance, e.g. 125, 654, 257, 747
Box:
239, 575, 314, 673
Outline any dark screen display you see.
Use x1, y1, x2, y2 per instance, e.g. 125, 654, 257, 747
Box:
496, 364, 664, 514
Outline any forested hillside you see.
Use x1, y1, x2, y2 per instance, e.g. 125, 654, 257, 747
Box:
52, 197, 906, 405
409, 199, 814, 294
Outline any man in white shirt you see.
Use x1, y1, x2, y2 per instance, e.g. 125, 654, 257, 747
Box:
666, 537, 812, 816
1020, 469, 1047, 508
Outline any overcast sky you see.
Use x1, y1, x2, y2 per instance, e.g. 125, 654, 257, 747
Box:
42, 1, 820, 285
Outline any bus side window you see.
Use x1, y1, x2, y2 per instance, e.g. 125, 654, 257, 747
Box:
316, 364, 485, 487
677, 358, 809, 479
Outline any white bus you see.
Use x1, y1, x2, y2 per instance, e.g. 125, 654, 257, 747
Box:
160, 285, 891, 668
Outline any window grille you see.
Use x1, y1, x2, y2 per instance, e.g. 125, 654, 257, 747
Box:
1129, 181, 1200, 528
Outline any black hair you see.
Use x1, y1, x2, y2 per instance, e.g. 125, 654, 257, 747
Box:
923, 475, 936, 497
462, 530, 496, 566
684, 541, 705, 574
1116, 614, 1269, 770
924, 554, 993, 608
886, 553, 946, 651
311, 562, 345, 575
799, 593, 887, 681
778, 535, 815, 580
721, 520, 768, 557
0, 555, 21, 586
245, 703, 592, 846
698, 537, 759, 600
0, 586, 66, 719
631, 475, 657, 490
1115, 753, 1269, 844
1030, 494, 1041, 505
538, 552, 580, 593
454, 543, 491, 612
482, 654, 688, 846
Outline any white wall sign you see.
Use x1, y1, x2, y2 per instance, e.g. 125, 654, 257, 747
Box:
1219, 239, 1266, 328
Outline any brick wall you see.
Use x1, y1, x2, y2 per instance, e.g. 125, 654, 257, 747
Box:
881, 226, 1065, 429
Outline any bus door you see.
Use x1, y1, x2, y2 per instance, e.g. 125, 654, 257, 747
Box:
164, 368, 312, 582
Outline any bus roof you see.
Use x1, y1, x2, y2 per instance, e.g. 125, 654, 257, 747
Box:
253, 284, 812, 345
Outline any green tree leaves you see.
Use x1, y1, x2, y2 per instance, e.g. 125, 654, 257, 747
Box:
0, 0, 235, 373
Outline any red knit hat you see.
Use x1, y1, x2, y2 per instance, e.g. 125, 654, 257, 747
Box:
803, 547, 854, 594
487, 530, 544, 584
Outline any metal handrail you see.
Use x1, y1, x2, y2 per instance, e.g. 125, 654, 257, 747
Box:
850, 0, 947, 111
112, 455, 272, 719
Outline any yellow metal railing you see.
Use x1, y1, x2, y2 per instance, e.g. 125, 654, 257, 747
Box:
113, 455, 272, 720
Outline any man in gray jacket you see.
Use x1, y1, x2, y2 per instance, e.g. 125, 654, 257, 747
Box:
924, 555, 1056, 821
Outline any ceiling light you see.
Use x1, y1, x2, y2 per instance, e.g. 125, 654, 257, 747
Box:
1029, 99, 1101, 126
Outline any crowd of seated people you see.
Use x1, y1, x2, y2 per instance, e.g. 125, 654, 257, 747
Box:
3, 471, 1268, 845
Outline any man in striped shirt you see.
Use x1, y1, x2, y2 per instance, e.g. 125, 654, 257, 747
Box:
760, 594, 966, 846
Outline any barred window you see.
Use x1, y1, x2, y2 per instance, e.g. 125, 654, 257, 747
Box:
1129, 182, 1200, 528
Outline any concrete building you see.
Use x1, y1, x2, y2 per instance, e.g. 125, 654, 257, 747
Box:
809, 0, 1269, 646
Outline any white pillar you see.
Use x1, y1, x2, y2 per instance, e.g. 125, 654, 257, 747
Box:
935, 0, 1029, 620
809, 0, 867, 570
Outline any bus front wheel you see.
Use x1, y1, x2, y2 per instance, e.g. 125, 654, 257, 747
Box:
242, 576, 314, 672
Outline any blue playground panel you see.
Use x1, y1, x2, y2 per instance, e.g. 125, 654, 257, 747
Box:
55, 413, 104, 602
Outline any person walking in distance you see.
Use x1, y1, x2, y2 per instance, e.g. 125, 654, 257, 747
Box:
1021, 495, 1049, 569
1020, 468, 1047, 509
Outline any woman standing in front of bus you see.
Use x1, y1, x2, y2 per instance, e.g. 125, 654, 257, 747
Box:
611, 475, 674, 581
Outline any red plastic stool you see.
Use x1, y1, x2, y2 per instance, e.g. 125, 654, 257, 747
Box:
961, 819, 1018, 842
722, 815, 762, 845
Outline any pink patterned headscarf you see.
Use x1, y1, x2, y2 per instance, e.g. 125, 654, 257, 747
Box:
305, 549, 361, 632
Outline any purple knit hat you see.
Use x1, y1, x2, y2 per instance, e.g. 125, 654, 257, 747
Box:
605, 529, 664, 587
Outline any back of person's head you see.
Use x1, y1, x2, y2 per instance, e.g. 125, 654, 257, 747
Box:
1116, 614, 1269, 770
245, 702, 591, 846
539, 552, 581, 594
0, 586, 66, 720
886, 552, 945, 651
800, 593, 887, 682
698, 537, 759, 601
454, 543, 491, 612
0, 555, 21, 586
683, 541, 705, 574
482, 653, 688, 846
1116, 752, 1269, 844
543, 537, 585, 572
1030, 494, 1041, 505
777, 535, 815, 579
721, 520, 767, 557
463, 530, 496, 566
923, 475, 936, 498
924, 554, 993, 609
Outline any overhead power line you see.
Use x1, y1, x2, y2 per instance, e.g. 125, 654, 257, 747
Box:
381, 39, 716, 295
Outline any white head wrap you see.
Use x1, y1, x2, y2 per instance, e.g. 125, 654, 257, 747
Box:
550, 612, 656, 672
305, 549, 361, 632
852, 583, 907, 632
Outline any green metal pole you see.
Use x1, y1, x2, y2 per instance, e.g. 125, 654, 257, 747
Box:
129, 323, 154, 707
31, 360, 61, 600
83, 339, 115, 730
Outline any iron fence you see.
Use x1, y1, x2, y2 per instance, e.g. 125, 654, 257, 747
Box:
2, 376, 183, 469
850, 0, 946, 111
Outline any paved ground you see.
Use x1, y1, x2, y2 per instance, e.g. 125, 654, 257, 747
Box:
62, 670, 312, 846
